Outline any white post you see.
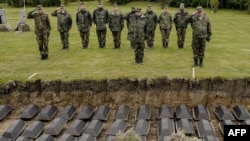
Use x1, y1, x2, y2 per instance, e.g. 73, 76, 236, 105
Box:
192, 67, 195, 80
23, 0, 25, 11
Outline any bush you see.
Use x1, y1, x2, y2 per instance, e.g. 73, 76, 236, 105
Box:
109, 0, 132, 5
116, 128, 141, 141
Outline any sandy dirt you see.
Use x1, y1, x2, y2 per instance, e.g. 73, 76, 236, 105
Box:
0, 77, 250, 140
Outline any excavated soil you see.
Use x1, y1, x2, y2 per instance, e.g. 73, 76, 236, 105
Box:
1, 77, 250, 141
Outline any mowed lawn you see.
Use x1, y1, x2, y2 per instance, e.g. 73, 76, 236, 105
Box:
0, 1, 250, 84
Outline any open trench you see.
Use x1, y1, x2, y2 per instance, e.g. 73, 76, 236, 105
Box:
0, 77, 250, 141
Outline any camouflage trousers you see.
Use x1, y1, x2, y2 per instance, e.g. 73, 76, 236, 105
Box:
127, 32, 135, 49
79, 30, 90, 48
96, 29, 107, 48
176, 27, 187, 48
134, 42, 145, 63
192, 37, 206, 60
146, 30, 155, 48
111, 31, 121, 48
160, 28, 171, 48
36, 31, 49, 55
59, 31, 69, 49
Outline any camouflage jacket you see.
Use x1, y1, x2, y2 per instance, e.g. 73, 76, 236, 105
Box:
128, 14, 147, 43
174, 10, 189, 28
186, 14, 212, 38
27, 11, 51, 34
158, 12, 173, 29
108, 11, 124, 32
51, 10, 72, 32
76, 10, 92, 32
144, 11, 157, 32
93, 8, 109, 30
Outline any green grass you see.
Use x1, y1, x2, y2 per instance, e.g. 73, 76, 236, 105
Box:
0, 1, 250, 84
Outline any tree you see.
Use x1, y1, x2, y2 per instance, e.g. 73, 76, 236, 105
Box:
210, 0, 219, 12
244, 0, 250, 13
161, 0, 172, 9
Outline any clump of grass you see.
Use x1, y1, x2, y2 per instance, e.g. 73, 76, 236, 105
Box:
170, 130, 201, 141
116, 128, 141, 141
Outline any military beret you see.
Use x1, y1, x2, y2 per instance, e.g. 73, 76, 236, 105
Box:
37, 5, 43, 10
197, 6, 203, 12
135, 8, 141, 12
148, 5, 152, 8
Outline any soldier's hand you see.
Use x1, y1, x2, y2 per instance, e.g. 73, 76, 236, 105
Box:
192, 11, 197, 15
206, 36, 210, 42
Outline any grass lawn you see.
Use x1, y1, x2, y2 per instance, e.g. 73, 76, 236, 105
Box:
0, 1, 250, 84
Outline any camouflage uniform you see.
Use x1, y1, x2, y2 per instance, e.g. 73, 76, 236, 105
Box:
158, 5, 173, 48
76, 3, 92, 49
108, 4, 124, 49
124, 7, 135, 49
129, 8, 147, 64
51, 5, 72, 50
93, 3, 109, 48
27, 5, 51, 60
174, 3, 189, 48
144, 5, 157, 48
186, 6, 212, 67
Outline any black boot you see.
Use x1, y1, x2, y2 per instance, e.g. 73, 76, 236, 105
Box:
114, 43, 117, 48
192, 58, 198, 67
178, 43, 184, 49
181, 43, 184, 48
45, 54, 48, 59
163, 42, 167, 48
117, 43, 120, 48
199, 58, 203, 67
148, 43, 153, 48
140, 58, 144, 65
41, 54, 45, 60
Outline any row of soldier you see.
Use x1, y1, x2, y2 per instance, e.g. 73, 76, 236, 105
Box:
27, 2, 211, 67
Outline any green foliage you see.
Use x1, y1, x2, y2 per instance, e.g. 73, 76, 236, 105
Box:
109, 0, 132, 5
210, 0, 219, 12
189, 0, 207, 7
169, 0, 190, 7
171, 130, 201, 141
117, 129, 141, 141
245, 0, 250, 13
3, 0, 250, 9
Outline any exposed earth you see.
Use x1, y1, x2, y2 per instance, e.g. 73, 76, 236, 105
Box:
0, 77, 250, 141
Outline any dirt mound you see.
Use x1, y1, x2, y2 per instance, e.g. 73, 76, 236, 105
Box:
0, 77, 250, 140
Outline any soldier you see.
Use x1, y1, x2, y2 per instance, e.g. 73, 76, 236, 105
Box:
27, 5, 51, 60
144, 5, 157, 48
76, 2, 92, 49
124, 7, 135, 49
108, 3, 124, 49
158, 5, 173, 48
129, 8, 147, 64
51, 5, 72, 50
174, 3, 189, 48
186, 6, 212, 67
93, 1, 109, 48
